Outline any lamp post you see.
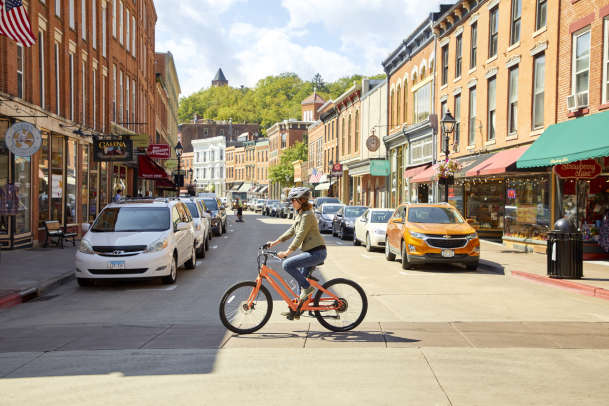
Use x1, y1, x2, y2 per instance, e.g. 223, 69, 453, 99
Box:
175, 141, 183, 195
328, 160, 333, 197
440, 110, 456, 203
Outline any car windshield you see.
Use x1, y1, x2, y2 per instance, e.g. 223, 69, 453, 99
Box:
184, 202, 199, 218
371, 211, 393, 223
407, 207, 464, 224
257, 200, 265, 203
268, 200, 279, 204
91, 207, 170, 232
203, 199, 218, 210
318, 198, 339, 207
322, 205, 342, 214
345, 207, 367, 218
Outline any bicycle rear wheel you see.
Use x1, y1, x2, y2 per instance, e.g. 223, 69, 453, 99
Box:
219, 281, 273, 334
313, 278, 367, 332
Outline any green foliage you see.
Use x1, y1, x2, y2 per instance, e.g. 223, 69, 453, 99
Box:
268, 142, 308, 186
178, 72, 385, 133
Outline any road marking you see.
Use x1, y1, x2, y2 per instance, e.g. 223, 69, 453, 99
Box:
212, 245, 218, 249
336, 242, 343, 245
126, 285, 177, 292
223, 236, 229, 239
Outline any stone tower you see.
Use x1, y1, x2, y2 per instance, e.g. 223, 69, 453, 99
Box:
212, 68, 228, 87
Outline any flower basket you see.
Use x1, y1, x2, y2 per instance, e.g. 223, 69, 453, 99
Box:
434, 159, 462, 182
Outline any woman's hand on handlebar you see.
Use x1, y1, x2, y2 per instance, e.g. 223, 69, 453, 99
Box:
265, 240, 279, 249
277, 251, 288, 259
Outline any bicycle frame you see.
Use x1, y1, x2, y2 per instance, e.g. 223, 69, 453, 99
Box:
245, 263, 342, 313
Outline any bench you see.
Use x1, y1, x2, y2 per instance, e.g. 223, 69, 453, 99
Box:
43, 221, 77, 248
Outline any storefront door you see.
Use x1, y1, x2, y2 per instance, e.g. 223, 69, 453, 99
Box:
0, 120, 32, 249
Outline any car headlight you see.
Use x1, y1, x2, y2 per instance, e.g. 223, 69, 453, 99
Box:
409, 231, 427, 240
146, 237, 168, 253
466, 232, 478, 240
345, 220, 354, 227
79, 239, 94, 255
374, 229, 385, 235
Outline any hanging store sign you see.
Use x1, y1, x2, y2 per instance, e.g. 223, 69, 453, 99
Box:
93, 138, 133, 162
370, 159, 390, 176
366, 135, 380, 152
555, 159, 601, 179
331, 162, 343, 176
5, 122, 42, 157
130, 134, 150, 149
147, 144, 171, 159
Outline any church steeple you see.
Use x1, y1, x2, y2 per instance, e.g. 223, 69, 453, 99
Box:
212, 68, 228, 87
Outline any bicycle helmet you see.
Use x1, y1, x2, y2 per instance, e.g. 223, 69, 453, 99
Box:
287, 187, 310, 201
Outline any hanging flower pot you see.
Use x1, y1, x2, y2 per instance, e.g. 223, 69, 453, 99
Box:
434, 159, 462, 183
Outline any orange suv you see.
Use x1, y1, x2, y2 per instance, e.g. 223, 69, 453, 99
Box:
385, 203, 480, 270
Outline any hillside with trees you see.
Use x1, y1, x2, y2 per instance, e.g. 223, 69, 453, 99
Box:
178, 72, 386, 132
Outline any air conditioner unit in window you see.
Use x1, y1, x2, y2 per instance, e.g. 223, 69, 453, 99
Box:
576, 91, 589, 109
566, 94, 577, 112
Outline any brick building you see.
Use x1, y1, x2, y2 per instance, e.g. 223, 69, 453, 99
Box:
178, 118, 260, 154
0, 0, 158, 249
432, 0, 559, 243
254, 138, 269, 196
334, 82, 362, 203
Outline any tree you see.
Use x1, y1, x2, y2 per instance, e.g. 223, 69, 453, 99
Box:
268, 142, 308, 186
312, 73, 328, 93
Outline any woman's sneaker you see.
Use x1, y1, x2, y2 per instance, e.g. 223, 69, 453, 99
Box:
299, 286, 315, 301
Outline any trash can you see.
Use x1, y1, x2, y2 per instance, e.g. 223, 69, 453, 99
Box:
547, 219, 583, 279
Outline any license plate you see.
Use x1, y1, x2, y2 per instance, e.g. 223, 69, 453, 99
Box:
441, 249, 454, 258
108, 261, 126, 270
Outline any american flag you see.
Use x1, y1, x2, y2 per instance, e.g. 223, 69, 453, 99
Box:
309, 168, 323, 184
0, 0, 35, 47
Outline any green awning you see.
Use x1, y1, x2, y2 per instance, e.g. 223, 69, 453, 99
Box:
517, 110, 609, 168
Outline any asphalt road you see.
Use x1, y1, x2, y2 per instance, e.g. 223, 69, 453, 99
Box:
2, 212, 609, 405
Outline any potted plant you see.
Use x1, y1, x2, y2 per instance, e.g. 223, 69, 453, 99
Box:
434, 159, 462, 185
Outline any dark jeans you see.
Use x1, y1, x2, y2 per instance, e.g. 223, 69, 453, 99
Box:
282, 247, 327, 290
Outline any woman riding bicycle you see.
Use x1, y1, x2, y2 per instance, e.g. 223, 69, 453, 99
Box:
267, 187, 326, 303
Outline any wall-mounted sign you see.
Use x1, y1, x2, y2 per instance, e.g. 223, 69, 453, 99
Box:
366, 135, 380, 152
556, 159, 601, 179
130, 134, 150, 149
93, 138, 133, 162
331, 162, 343, 176
370, 159, 390, 176
5, 122, 42, 156
147, 144, 171, 159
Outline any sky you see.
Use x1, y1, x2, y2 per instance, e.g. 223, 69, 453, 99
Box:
153, 0, 444, 97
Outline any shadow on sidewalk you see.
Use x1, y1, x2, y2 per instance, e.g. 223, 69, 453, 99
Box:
230, 329, 419, 344
400, 261, 505, 275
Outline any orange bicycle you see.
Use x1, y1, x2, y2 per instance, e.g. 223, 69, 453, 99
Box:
219, 245, 368, 334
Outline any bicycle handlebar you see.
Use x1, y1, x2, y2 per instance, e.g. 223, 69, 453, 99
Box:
258, 245, 282, 261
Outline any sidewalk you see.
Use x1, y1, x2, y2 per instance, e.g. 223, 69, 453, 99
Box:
479, 240, 609, 300
0, 247, 76, 308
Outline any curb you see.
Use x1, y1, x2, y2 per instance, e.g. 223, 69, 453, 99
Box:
511, 270, 609, 301
0, 272, 75, 310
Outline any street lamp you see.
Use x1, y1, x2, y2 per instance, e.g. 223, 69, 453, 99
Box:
175, 141, 183, 194
328, 160, 333, 197
440, 110, 456, 203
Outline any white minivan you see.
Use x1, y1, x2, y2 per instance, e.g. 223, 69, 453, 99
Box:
75, 199, 196, 286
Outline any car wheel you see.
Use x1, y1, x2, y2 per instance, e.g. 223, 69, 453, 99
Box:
208, 230, 213, 241
401, 241, 413, 270
385, 238, 396, 261
340, 226, 346, 240
466, 261, 479, 270
185, 245, 197, 269
221, 222, 227, 234
206, 233, 211, 248
162, 256, 178, 284
77, 278, 93, 287
197, 239, 206, 259
332, 225, 337, 237
366, 233, 373, 252
353, 232, 360, 246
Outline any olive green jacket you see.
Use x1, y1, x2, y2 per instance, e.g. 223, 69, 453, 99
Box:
277, 209, 325, 252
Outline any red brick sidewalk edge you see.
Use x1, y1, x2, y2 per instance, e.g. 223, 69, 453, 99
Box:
0, 292, 22, 309
511, 271, 609, 301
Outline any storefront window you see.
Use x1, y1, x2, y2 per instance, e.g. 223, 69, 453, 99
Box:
66, 140, 77, 224
100, 162, 108, 207
0, 120, 9, 236
81, 144, 89, 223
465, 180, 506, 237
89, 150, 98, 222
38, 133, 49, 227
558, 176, 609, 243
13, 156, 31, 235
449, 184, 464, 213
504, 175, 550, 241
50, 135, 64, 223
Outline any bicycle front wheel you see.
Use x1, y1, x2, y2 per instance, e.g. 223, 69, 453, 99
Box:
219, 281, 273, 334
313, 278, 368, 332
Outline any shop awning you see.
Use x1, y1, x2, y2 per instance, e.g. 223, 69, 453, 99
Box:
403, 164, 430, 180
259, 185, 268, 194
517, 111, 609, 168
231, 183, 242, 191
466, 146, 529, 177
411, 165, 436, 183
138, 155, 170, 180
454, 152, 496, 177
155, 178, 176, 189
238, 183, 252, 192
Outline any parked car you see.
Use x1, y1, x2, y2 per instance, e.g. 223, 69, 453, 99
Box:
317, 203, 345, 233
179, 197, 210, 258
353, 208, 394, 251
385, 203, 480, 270
277, 201, 291, 218
269, 201, 282, 217
75, 199, 196, 286
263, 200, 279, 216
200, 196, 227, 236
248, 199, 257, 211
255, 199, 266, 213
313, 197, 340, 213
198, 193, 217, 199
332, 206, 367, 240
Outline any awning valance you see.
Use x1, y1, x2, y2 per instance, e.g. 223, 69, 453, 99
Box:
411, 165, 436, 183
466, 146, 528, 176
138, 155, 170, 180
315, 182, 331, 191
517, 110, 609, 168
403, 164, 430, 180
238, 183, 252, 192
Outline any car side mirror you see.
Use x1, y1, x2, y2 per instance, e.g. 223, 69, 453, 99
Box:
391, 218, 404, 224
177, 222, 190, 232
466, 218, 475, 225
81, 223, 90, 233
